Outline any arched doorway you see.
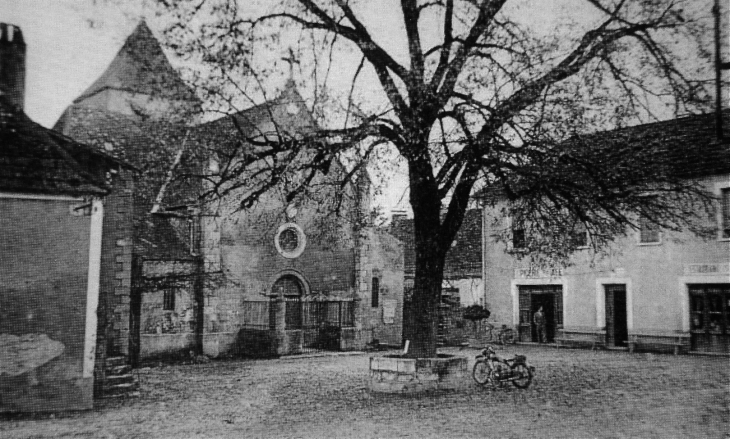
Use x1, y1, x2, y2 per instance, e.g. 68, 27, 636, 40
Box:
272, 274, 304, 329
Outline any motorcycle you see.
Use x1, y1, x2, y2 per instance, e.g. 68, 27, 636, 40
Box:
472, 345, 534, 389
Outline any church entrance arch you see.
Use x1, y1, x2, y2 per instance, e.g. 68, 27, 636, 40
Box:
272, 274, 305, 330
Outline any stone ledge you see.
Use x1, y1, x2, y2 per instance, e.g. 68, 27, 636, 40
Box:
369, 355, 468, 393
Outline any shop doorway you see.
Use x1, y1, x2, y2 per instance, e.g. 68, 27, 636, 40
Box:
518, 285, 563, 343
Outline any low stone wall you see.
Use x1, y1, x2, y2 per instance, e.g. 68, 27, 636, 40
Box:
369, 355, 469, 393
203, 332, 238, 358
140, 333, 196, 360
232, 328, 275, 358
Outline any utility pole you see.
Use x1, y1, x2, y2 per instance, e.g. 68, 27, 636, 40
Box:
714, 0, 730, 141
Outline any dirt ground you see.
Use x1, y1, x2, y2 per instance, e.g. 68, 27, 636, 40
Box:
1, 345, 728, 439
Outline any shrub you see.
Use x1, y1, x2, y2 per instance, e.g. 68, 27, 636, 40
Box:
462, 304, 491, 321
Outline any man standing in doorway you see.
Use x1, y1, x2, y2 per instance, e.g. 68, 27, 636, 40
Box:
534, 306, 546, 343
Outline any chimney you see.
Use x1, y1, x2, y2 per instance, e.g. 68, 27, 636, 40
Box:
0, 23, 26, 110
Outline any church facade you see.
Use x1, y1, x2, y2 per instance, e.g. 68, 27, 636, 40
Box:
56, 22, 404, 364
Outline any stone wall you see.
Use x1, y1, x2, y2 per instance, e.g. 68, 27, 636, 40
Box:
138, 260, 197, 359
96, 169, 134, 390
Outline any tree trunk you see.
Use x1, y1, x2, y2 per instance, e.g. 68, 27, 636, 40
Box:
402, 152, 448, 358
403, 253, 445, 358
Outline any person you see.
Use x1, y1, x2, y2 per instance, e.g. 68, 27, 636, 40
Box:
533, 306, 546, 343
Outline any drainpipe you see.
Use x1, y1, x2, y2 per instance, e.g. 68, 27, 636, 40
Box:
191, 212, 205, 356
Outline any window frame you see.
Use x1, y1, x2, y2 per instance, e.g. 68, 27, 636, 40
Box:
274, 222, 307, 258
689, 285, 729, 335
371, 277, 380, 308
163, 287, 176, 311
637, 215, 662, 246
511, 221, 527, 251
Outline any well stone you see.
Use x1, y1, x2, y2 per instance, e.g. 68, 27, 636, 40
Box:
369, 354, 468, 393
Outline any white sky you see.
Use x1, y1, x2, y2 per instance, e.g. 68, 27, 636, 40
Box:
2, 0, 725, 216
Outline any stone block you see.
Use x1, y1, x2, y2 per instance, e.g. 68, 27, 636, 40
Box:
376, 357, 398, 372
397, 359, 416, 374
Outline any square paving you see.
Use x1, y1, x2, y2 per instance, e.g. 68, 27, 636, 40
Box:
1, 345, 727, 438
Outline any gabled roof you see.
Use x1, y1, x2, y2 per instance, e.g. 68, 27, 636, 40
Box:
388, 209, 483, 278
74, 21, 198, 104
198, 79, 317, 138
0, 96, 120, 196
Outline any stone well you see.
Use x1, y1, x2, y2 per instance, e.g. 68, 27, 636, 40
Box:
369, 354, 469, 393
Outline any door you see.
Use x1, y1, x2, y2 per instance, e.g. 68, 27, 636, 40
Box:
605, 285, 628, 347
531, 294, 555, 342
518, 285, 563, 343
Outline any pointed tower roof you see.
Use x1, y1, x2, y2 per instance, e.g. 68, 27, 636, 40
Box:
75, 21, 198, 104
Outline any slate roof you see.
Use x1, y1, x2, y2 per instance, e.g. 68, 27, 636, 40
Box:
0, 97, 120, 196
54, 104, 201, 259
74, 21, 198, 104
388, 209, 483, 278
571, 110, 730, 179
477, 110, 730, 202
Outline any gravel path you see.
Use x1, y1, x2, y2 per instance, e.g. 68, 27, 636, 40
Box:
1, 346, 727, 438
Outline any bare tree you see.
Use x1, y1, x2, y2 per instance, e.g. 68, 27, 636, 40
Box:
153, 0, 715, 358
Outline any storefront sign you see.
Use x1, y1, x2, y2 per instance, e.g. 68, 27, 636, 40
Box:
684, 263, 730, 275
515, 266, 563, 279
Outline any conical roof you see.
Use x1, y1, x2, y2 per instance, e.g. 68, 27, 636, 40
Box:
75, 21, 198, 104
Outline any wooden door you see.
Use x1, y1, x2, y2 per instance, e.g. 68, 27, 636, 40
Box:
605, 284, 628, 347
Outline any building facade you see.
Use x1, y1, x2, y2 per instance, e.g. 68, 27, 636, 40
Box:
482, 113, 730, 354
0, 23, 132, 411
56, 21, 404, 362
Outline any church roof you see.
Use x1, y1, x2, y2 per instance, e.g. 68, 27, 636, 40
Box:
74, 21, 198, 104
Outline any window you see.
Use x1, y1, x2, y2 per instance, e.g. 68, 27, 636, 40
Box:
639, 216, 660, 244
690, 285, 729, 334
721, 188, 730, 239
512, 227, 526, 249
163, 288, 175, 311
274, 223, 307, 258
279, 228, 299, 252
571, 224, 588, 248
371, 277, 380, 308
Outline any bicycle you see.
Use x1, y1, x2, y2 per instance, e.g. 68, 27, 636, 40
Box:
476, 322, 516, 345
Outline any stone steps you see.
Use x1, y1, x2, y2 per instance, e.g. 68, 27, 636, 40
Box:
100, 356, 140, 398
